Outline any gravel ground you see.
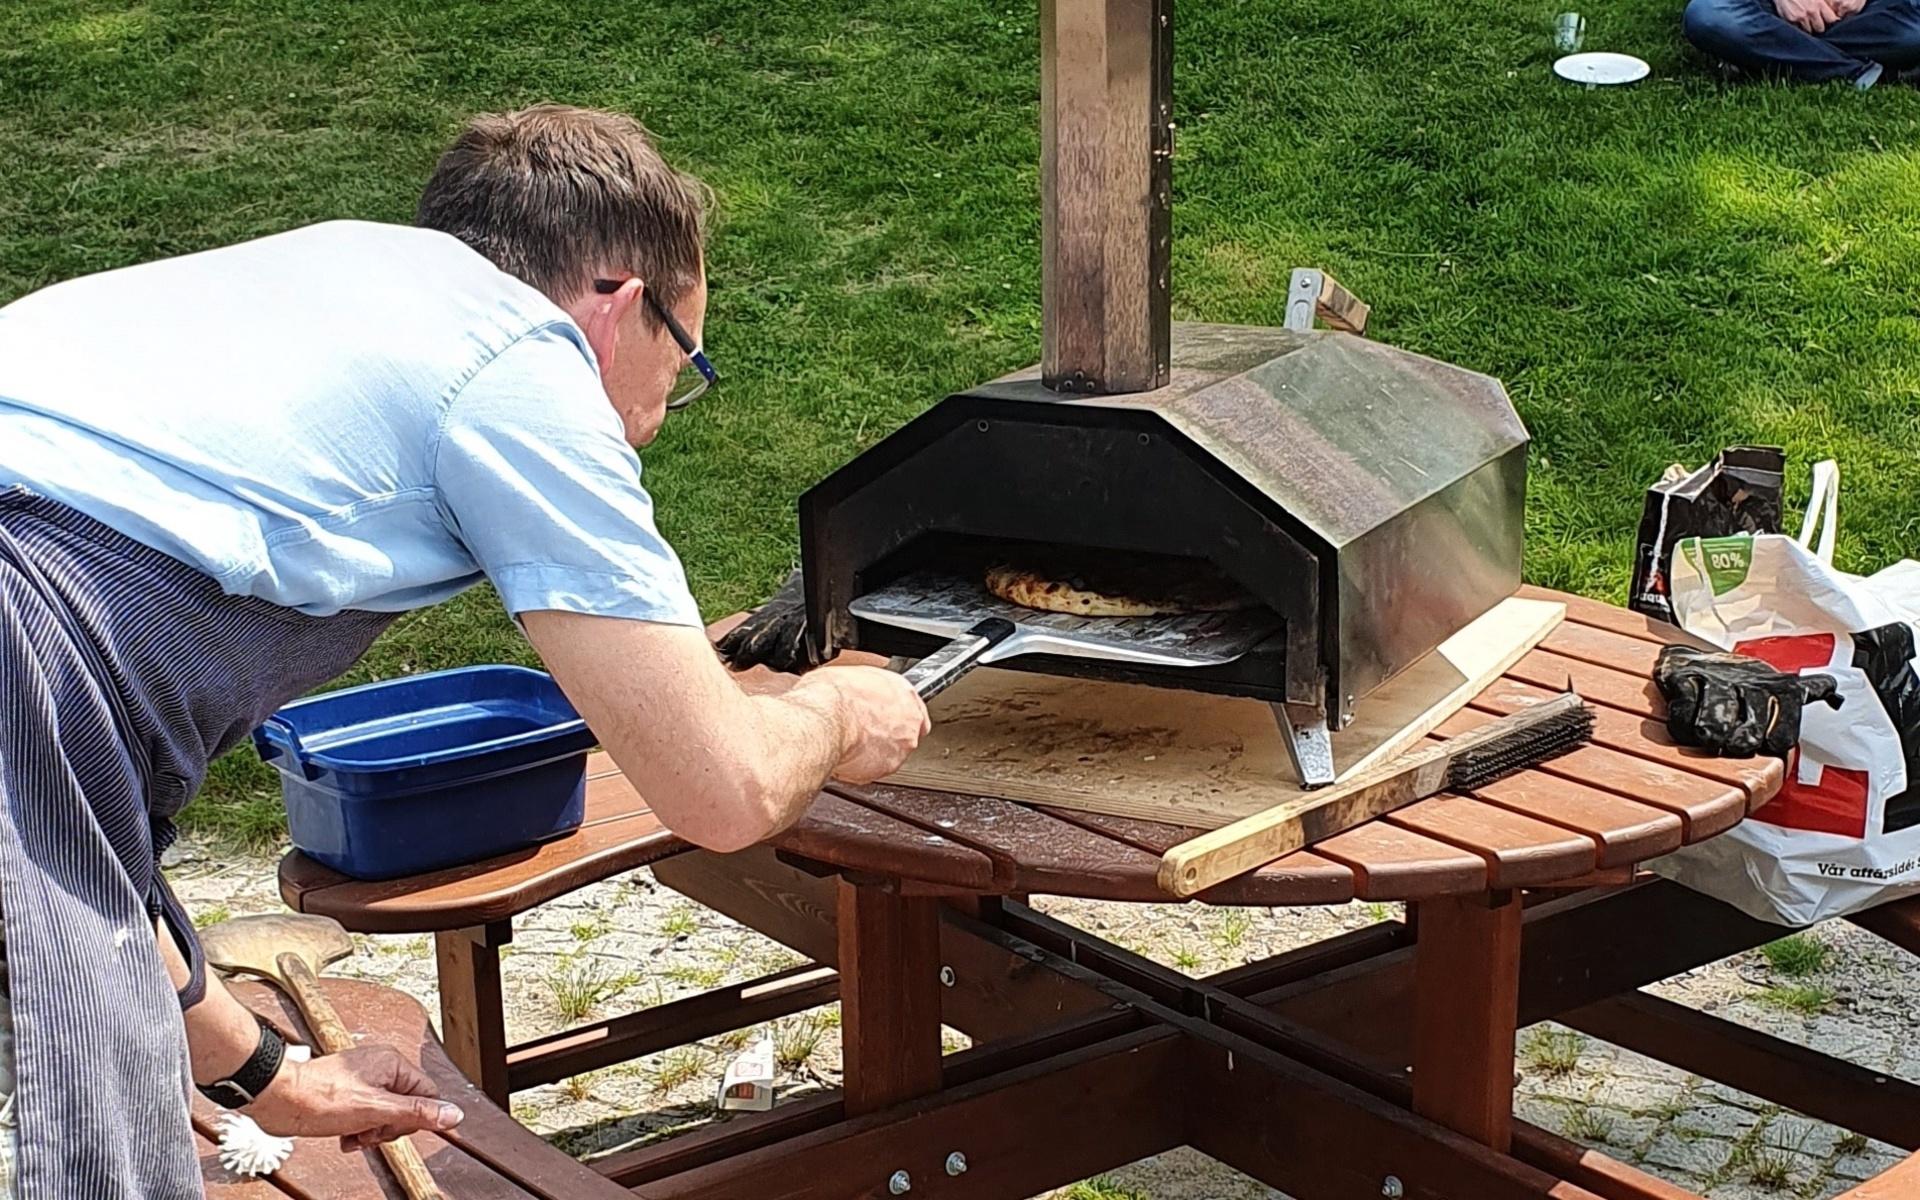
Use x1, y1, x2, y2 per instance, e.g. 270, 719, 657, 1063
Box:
169, 835, 1916, 1199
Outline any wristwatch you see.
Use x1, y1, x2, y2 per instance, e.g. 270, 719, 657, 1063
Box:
198, 1015, 289, 1109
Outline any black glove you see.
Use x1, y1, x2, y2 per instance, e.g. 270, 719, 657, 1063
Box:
1653, 644, 1842, 758
715, 568, 820, 675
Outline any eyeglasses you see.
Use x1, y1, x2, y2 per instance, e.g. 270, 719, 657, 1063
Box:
593, 279, 718, 411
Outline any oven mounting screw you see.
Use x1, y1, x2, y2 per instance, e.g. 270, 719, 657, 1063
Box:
1381, 1176, 1404, 1198
945, 1152, 968, 1176
939, 965, 956, 988
888, 1169, 912, 1194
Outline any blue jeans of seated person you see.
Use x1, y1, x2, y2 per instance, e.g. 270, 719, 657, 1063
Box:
1683, 0, 1920, 83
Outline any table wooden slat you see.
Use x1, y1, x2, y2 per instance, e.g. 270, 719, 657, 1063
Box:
841, 783, 1175, 899
1541, 623, 1671, 680
1385, 798, 1601, 889
783, 791, 999, 892
1311, 822, 1492, 898
280, 806, 684, 934
1509, 648, 1666, 718
1517, 584, 1710, 648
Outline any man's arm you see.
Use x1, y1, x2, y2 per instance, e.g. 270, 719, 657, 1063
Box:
156, 920, 463, 1149
522, 610, 928, 853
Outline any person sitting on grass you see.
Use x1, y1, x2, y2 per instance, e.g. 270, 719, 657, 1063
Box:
1682, 0, 1920, 86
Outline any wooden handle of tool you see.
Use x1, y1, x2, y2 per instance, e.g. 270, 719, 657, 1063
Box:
275, 953, 445, 1200
375, 1137, 445, 1200
1156, 747, 1447, 898
1157, 697, 1584, 897
276, 952, 356, 1054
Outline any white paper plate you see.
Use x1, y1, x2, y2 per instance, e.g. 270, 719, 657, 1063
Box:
1553, 52, 1651, 85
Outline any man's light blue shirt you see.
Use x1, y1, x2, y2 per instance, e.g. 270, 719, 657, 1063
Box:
0, 220, 702, 626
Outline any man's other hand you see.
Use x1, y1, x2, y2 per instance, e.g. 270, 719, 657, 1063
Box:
247, 1045, 464, 1151
798, 665, 930, 784
1776, 0, 1839, 34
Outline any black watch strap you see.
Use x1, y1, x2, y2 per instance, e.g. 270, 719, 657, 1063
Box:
197, 1015, 288, 1110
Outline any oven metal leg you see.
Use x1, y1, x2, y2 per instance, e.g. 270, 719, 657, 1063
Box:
1273, 703, 1335, 788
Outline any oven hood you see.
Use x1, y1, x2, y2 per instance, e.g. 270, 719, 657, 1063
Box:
799, 322, 1528, 735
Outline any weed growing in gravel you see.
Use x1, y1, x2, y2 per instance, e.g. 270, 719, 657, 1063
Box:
649, 1047, 713, 1095
1170, 943, 1202, 971
1759, 934, 1828, 977
1213, 909, 1252, 951
569, 917, 610, 943
1561, 1106, 1617, 1145
713, 1028, 752, 1052
546, 957, 640, 1022
664, 964, 727, 990
1836, 1131, 1871, 1156
561, 1071, 603, 1102
1364, 902, 1392, 924
1732, 1140, 1800, 1190
193, 905, 231, 928
1757, 984, 1834, 1014
773, 1014, 828, 1071
1062, 1180, 1147, 1200
1520, 1027, 1585, 1077
660, 907, 699, 939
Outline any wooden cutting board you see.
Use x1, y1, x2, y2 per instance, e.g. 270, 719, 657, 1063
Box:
887, 595, 1566, 828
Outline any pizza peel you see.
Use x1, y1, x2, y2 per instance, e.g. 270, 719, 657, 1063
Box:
849, 570, 1280, 701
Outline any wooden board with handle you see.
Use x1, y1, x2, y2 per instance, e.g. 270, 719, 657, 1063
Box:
888, 595, 1564, 828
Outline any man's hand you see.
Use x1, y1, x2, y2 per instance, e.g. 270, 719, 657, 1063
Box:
246, 1045, 464, 1152
793, 665, 930, 783
1775, 0, 1839, 34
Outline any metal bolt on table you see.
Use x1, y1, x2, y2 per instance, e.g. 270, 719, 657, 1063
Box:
945, 1151, 968, 1176
888, 1169, 912, 1195
1381, 1175, 1405, 1198
939, 965, 956, 988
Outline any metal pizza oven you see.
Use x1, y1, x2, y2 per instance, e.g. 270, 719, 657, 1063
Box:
799, 321, 1529, 736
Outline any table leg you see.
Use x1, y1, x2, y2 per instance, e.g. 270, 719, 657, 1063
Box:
1411, 890, 1523, 1151
435, 920, 512, 1107
837, 876, 944, 1116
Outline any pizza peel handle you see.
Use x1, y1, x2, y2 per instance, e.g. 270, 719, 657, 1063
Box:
900, 618, 1017, 701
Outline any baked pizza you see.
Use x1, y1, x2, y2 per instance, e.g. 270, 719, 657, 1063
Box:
984, 553, 1257, 617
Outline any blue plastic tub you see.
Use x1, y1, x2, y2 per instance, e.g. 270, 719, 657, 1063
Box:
254, 665, 597, 881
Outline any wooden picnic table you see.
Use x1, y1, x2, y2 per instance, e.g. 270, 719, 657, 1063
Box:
279, 587, 1920, 1198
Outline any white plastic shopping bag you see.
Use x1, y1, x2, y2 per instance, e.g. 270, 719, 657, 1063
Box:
1656, 461, 1920, 925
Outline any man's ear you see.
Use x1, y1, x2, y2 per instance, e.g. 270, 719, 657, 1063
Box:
574, 277, 645, 373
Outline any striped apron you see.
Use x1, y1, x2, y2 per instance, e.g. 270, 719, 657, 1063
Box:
0, 488, 395, 1197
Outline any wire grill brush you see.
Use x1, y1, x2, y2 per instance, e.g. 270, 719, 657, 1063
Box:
1161, 691, 1597, 896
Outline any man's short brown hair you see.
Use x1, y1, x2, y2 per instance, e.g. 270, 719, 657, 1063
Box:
417, 104, 709, 319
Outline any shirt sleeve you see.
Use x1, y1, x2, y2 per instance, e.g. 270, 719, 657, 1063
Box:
432, 326, 703, 626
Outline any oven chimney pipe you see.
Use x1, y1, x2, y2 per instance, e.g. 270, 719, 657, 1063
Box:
1040, 0, 1173, 395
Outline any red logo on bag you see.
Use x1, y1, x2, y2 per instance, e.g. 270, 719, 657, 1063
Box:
1734, 633, 1868, 839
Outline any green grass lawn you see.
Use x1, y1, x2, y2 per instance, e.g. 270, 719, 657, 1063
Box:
4, 0, 1918, 841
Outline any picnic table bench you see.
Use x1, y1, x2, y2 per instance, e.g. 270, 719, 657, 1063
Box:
275, 587, 1920, 1199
